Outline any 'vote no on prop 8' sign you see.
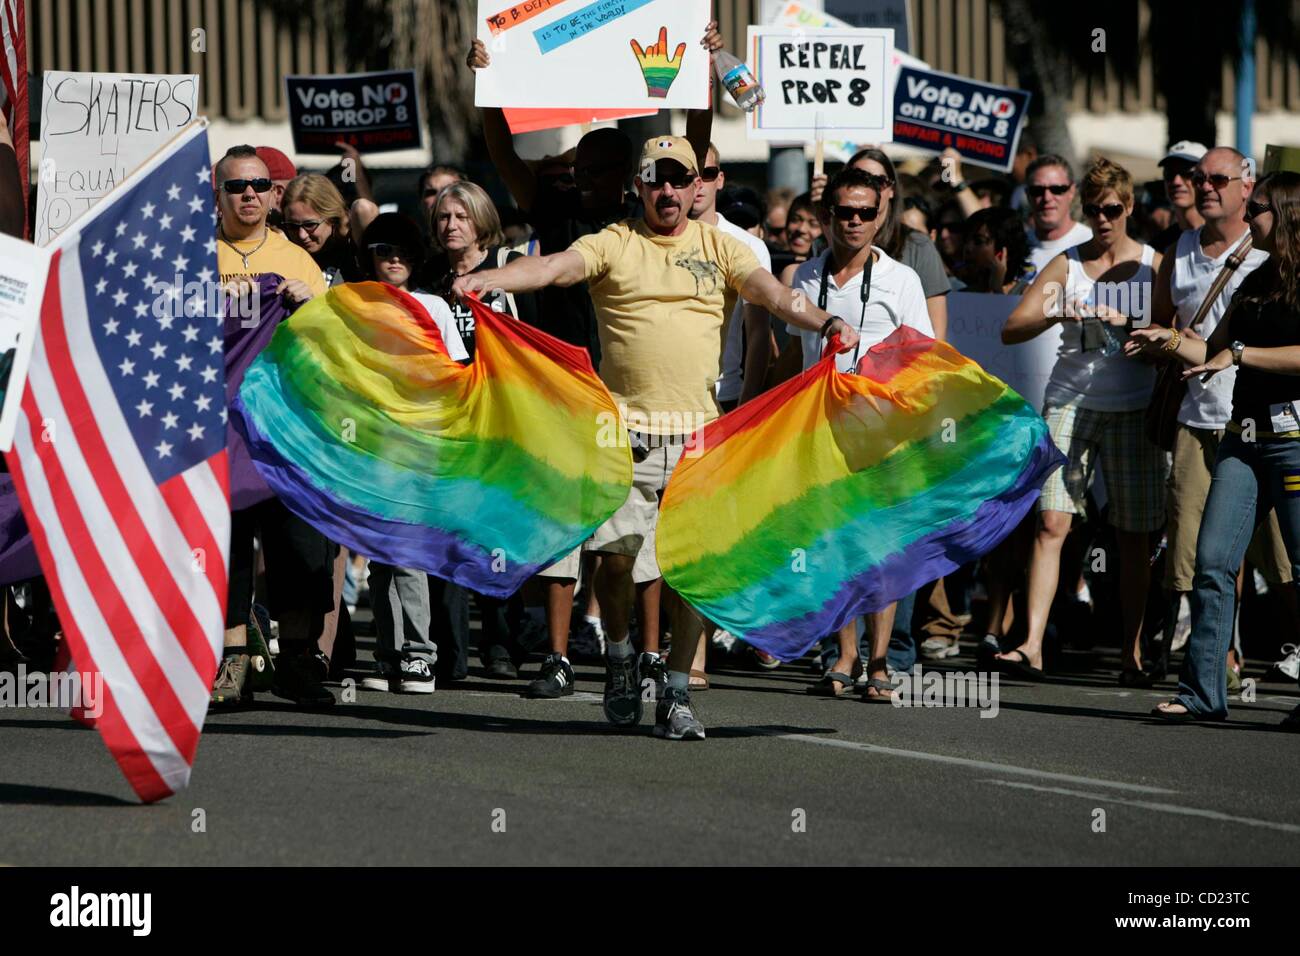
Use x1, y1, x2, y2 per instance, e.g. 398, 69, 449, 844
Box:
892, 65, 1031, 173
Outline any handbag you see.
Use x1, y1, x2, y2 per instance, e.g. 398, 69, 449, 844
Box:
1145, 235, 1254, 450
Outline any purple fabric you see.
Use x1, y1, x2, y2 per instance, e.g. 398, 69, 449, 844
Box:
0, 471, 40, 586
225, 274, 292, 510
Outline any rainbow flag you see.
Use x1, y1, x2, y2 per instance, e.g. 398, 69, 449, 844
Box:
657, 326, 1064, 661
232, 284, 632, 598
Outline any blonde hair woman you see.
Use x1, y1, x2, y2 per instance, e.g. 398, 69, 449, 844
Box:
431, 181, 537, 359
282, 173, 367, 285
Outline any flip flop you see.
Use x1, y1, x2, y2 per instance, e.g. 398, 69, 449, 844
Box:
1150, 700, 1199, 722
859, 676, 898, 703
806, 670, 855, 697
998, 649, 1045, 681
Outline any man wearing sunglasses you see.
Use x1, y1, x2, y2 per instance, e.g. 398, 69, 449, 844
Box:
1143, 145, 1283, 682
452, 135, 860, 742
1152, 141, 1207, 253
1024, 154, 1092, 279
213, 145, 326, 305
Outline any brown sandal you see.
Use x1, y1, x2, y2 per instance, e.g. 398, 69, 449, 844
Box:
689, 669, 709, 691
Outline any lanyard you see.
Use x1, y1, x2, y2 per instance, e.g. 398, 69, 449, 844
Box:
818, 249, 874, 369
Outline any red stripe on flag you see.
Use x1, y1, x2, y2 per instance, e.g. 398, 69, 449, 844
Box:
19, 385, 201, 764
3, 423, 173, 802
208, 451, 230, 503
41, 250, 219, 684
161, 466, 229, 618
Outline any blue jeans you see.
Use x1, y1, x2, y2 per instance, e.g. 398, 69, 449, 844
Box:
819, 590, 917, 672
1176, 433, 1300, 717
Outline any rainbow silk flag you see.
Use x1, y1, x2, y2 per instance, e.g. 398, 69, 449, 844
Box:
657, 326, 1065, 661
232, 284, 632, 598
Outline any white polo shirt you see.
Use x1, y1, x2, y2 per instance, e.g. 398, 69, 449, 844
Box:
787, 246, 934, 373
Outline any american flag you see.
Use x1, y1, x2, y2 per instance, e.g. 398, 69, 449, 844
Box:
0, 0, 27, 230
3, 122, 229, 803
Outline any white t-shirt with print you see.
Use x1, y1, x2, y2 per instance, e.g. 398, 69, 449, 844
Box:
787, 247, 934, 373
412, 292, 469, 361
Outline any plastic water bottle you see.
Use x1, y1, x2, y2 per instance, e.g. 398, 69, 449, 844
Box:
714, 49, 765, 112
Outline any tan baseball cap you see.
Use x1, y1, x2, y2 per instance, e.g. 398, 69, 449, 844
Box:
639, 135, 698, 177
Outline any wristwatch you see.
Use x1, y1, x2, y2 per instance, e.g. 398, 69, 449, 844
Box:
953, 180, 969, 193
1231, 340, 1246, 366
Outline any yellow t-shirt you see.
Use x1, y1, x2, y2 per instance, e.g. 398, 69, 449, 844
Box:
571, 218, 761, 435
216, 227, 327, 297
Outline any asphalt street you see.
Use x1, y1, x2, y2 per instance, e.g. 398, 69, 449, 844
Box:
1, 619, 1298, 866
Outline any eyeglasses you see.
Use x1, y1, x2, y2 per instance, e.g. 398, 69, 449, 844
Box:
222, 178, 273, 194
1082, 202, 1126, 220
283, 219, 325, 235
697, 166, 721, 182
1191, 171, 1242, 190
1027, 183, 1072, 199
1245, 199, 1273, 220
833, 204, 879, 223
369, 243, 413, 260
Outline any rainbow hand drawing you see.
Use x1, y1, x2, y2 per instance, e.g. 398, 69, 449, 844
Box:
231, 284, 632, 598
656, 326, 1065, 661
631, 26, 688, 98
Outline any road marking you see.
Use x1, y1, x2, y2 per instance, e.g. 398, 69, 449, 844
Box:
984, 779, 1300, 835
763, 730, 1176, 794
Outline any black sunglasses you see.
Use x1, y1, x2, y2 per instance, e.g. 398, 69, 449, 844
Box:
697, 166, 721, 182
1245, 199, 1273, 220
833, 204, 879, 223
1192, 171, 1242, 190
283, 218, 325, 235
222, 178, 273, 194
642, 167, 695, 190
1027, 183, 1072, 199
766, 223, 787, 235
369, 242, 414, 260
1083, 202, 1126, 220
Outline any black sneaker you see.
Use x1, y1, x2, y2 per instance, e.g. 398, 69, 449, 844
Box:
272, 653, 336, 708
654, 685, 706, 740
524, 653, 575, 699
361, 659, 400, 692
485, 657, 519, 680
395, 658, 435, 694
639, 652, 667, 703
603, 650, 642, 726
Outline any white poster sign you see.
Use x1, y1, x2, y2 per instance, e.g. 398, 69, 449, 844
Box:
944, 292, 1059, 415
0, 236, 54, 451
473, 0, 711, 110
35, 71, 200, 246
746, 25, 893, 143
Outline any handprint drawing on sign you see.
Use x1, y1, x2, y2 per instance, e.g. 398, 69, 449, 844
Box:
630, 27, 687, 98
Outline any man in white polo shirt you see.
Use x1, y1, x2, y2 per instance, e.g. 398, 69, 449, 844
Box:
786, 166, 934, 700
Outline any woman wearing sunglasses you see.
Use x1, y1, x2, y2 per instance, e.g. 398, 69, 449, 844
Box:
281, 174, 367, 287
1129, 172, 1300, 729
1000, 157, 1166, 684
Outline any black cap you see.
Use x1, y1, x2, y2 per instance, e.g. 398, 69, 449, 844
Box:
362, 212, 425, 257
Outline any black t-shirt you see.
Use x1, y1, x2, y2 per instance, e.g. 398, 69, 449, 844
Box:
1229, 267, 1300, 430
528, 184, 641, 366
428, 245, 540, 361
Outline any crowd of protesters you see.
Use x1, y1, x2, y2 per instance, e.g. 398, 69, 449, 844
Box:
2, 27, 1299, 738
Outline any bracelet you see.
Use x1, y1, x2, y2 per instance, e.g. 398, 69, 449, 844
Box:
819, 317, 836, 339
1162, 328, 1182, 352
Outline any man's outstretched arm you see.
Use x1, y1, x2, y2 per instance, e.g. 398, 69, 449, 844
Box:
450, 250, 588, 299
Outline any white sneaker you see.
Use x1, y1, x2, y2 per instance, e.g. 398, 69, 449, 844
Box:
1269, 643, 1300, 682
710, 628, 737, 654
919, 636, 961, 660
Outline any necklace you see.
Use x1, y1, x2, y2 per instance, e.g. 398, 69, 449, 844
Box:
220, 225, 270, 270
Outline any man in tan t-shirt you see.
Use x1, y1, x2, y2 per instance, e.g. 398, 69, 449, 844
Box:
454, 135, 860, 741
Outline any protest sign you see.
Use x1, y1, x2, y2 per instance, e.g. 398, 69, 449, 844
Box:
285, 70, 422, 154
35, 71, 199, 246
746, 25, 893, 143
474, 0, 710, 110
826, 0, 911, 53
0, 234, 52, 451
944, 292, 1058, 414
893, 65, 1030, 173
504, 106, 654, 134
